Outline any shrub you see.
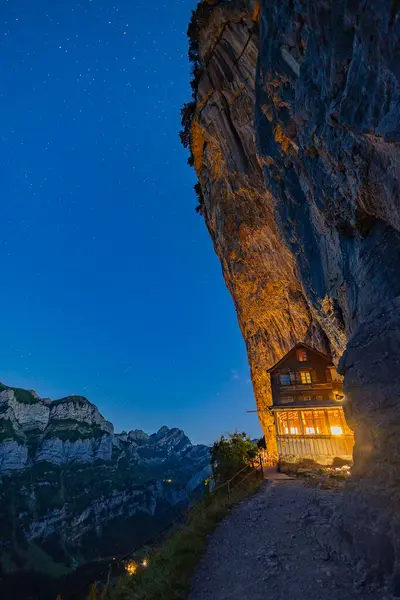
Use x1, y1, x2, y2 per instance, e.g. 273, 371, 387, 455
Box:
211, 431, 259, 484
179, 102, 196, 149
180, 0, 222, 215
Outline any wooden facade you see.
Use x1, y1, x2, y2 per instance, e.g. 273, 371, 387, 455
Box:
268, 343, 354, 465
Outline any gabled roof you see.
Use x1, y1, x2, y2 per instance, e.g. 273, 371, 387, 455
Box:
267, 342, 333, 373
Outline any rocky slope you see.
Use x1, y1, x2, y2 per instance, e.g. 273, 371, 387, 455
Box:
186, 0, 400, 589
0, 384, 211, 577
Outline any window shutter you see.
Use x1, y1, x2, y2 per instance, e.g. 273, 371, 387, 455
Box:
311, 369, 318, 383
290, 371, 297, 383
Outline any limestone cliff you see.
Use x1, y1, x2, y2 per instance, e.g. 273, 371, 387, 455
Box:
186, 0, 400, 587
183, 0, 330, 452
0, 385, 211, 577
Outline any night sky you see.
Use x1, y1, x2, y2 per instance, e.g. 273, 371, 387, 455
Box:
0, 0, 261, 444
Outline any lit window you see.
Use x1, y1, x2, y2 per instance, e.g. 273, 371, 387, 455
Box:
300, 371, 312, 384
276, 411, 300, 435
300, 410, 329, 435
327, 408, 349, 435
280, 373, 291, 385
276, 412, 288, 435
285, 411, 300, 435
297, 348, 308, 362
331, 426, 343, 435
301, 396, 313, 402
313, 410, 328, 434
301, 411, 315, 434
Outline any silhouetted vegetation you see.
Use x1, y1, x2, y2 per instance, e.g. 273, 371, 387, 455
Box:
180, 0, 221, 215
257, 435, 266, 449
179, 101, 196, 150
211, 431, 259, 484
194, 183, 204, 214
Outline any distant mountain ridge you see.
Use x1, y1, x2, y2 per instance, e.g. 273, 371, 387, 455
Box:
0, 383, 211, 584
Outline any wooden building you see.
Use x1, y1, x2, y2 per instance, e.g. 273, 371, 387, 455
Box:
268, 343, 354, 465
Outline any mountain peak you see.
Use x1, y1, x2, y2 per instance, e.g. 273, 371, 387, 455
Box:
127, 429, 149, 442
0, 383, 212, 583
157, 425, 170, 434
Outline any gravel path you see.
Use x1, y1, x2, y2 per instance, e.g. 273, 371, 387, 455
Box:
189, 479, 391, 600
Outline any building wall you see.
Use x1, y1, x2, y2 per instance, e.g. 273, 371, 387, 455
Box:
270, 346, 343, 406
277, 435, 354, 465
274, 406, 354, 465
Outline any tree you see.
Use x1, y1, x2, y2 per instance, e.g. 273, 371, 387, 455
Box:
257, 435, 266, 449
179, 101, 196, 149
211, 431, 259, 484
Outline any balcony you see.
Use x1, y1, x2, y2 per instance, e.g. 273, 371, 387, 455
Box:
279, 382, 335, 392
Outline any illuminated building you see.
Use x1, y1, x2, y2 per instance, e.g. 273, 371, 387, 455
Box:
268, 344, 354, 465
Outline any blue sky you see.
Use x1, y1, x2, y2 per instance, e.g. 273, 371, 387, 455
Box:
0, 0, 262, 444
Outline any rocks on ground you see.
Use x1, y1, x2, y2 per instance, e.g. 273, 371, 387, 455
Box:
189, 480, 392, 600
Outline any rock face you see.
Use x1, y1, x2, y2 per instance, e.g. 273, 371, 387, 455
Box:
0, 384, 211, 574
185, 0, 329, 450
187, 0, 400, 588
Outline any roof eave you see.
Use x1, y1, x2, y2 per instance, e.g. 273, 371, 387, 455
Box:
266, 342, 333, 373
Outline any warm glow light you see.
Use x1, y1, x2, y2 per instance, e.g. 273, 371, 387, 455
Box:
142, 559, 149, 567
167, 479, 172, 483
125, 561, 138, 576
331, 426, 343, 435
284, 427, 299, 434
334, 465, 351, 475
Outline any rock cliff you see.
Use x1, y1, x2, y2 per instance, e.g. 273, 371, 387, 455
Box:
186, 0, 400, 588
0, 385, 211, 577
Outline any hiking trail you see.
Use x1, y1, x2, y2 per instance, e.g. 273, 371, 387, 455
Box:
189, 477, 391, 600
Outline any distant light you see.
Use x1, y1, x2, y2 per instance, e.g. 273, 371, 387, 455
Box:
142, 559, 149, 567
125, 561, 138, 576
331, 426, 343, 435
166, 479, 172, 483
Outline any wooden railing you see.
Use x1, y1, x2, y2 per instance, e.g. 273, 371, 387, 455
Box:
279, 382, 335, 391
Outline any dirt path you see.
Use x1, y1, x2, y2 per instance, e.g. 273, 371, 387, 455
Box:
189, 479, 391, 600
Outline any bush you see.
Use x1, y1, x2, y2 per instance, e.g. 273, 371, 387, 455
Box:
211, 431, 259, 484
179, 102, 196, 149
179, 0, 223, 216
